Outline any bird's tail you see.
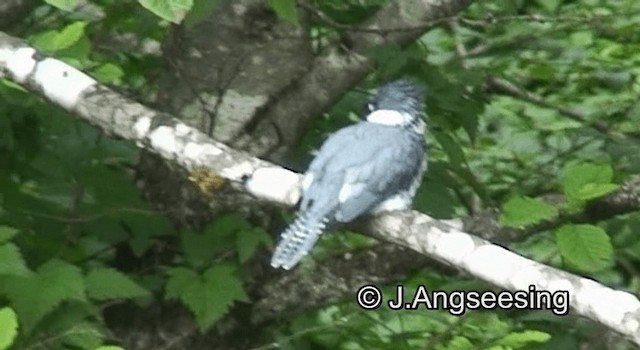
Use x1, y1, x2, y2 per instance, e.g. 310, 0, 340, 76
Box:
270, 215, 327, 270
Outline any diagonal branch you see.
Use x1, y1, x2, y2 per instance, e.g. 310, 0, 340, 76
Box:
242, 0, 474, 159
1, 31, 639, 345
486, 76, 612, 135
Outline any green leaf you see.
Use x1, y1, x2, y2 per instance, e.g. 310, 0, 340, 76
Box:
165, 267, 199, 299
433, 131, 466, 169
182, 230, 217, 268
184, 0, 219, 28
166, 264, 247, 331
570, 31, 594, 47
54, 22, 88, 51
91, 63, 125, 84
441, 336, 474, 350
0, 307, 18, 350
236, 228, 272, 263
85, 268, 151, 300
138, 0, 194, 23
500, 196, 558, 228
536, 0, 561, 12
61, 322, 103, 349
45, 0, 78, 11
205, 213, 252, 237
0, 243, 31, 277
30, 22, 88, 53
267, 0, 299, 25
3, 259, 85, 332
0, 226, 19, 243
555, 224, 613, 272
561, 162, 618, 204
372, 43, 408, 77
496, 330, 551, 348
576, 183, 619, 201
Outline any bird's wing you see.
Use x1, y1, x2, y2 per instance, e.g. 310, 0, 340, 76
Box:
300, 123, 425, 223
335, 137, 424, 222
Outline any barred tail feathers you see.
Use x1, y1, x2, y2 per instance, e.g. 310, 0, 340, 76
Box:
270, 215, 327, 270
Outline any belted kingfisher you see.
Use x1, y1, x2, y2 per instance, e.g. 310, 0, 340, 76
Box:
270, 79, 427, 270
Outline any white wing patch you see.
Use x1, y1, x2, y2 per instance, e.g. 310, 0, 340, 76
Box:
366, 109, 412, 126
338, 183, 365, 203
301, 172, 314, 192
372, 192, 412, 213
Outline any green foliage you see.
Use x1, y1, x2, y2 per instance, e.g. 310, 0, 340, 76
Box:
138, 0, 194, 23
495, 330, 551, 348
85, 268, 151, 300
45, 0, 78, 12
0, 243, 31, 277
500, 196, 558, 227
3, 0, 640, 348
236, 227, 272, 263
0, 307, 18, 350
555, 224, 614, 272
184, 0, 219, 28
0, 226, 19, 243
561, 162, 619, 209
165, 264, 248, 331
3, 259, 85, 332
29, 21, 88, 53
267, 0, 300, 25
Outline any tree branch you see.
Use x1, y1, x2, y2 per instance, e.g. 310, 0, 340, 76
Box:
242, 0, 474, 159
2, 31, 639, 345
485, 76, 612, 135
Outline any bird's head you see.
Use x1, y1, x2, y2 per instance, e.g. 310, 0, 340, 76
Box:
365, 79, 425, 133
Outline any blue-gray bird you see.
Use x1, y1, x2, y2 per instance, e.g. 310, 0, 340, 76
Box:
270, 79, 427, 270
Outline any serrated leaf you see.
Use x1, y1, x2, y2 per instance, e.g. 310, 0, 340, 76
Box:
267, 0, 299, 25
236, 228, 272, 263
497, 330, 550, 348
39, 260, 86, 301
0, 307, 18, 350
0, 226, 19, 243
203, 264, 249, 304
4, 259, 85, 332
561, 162, 617, 203
178, 278, 219, 331
139, 0, 194, 23
85, 268, 150, 300
45, 0, 78, 11
555, 224, 613, 272
61, 322, 103, 349
165, 267, 199, 299
0, 243, 31, 277
168, 264, 247, 331
182, 230, 217, 268
500, 196, 558, 228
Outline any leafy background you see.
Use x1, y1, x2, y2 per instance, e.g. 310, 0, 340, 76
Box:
1, 0, 640, 349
